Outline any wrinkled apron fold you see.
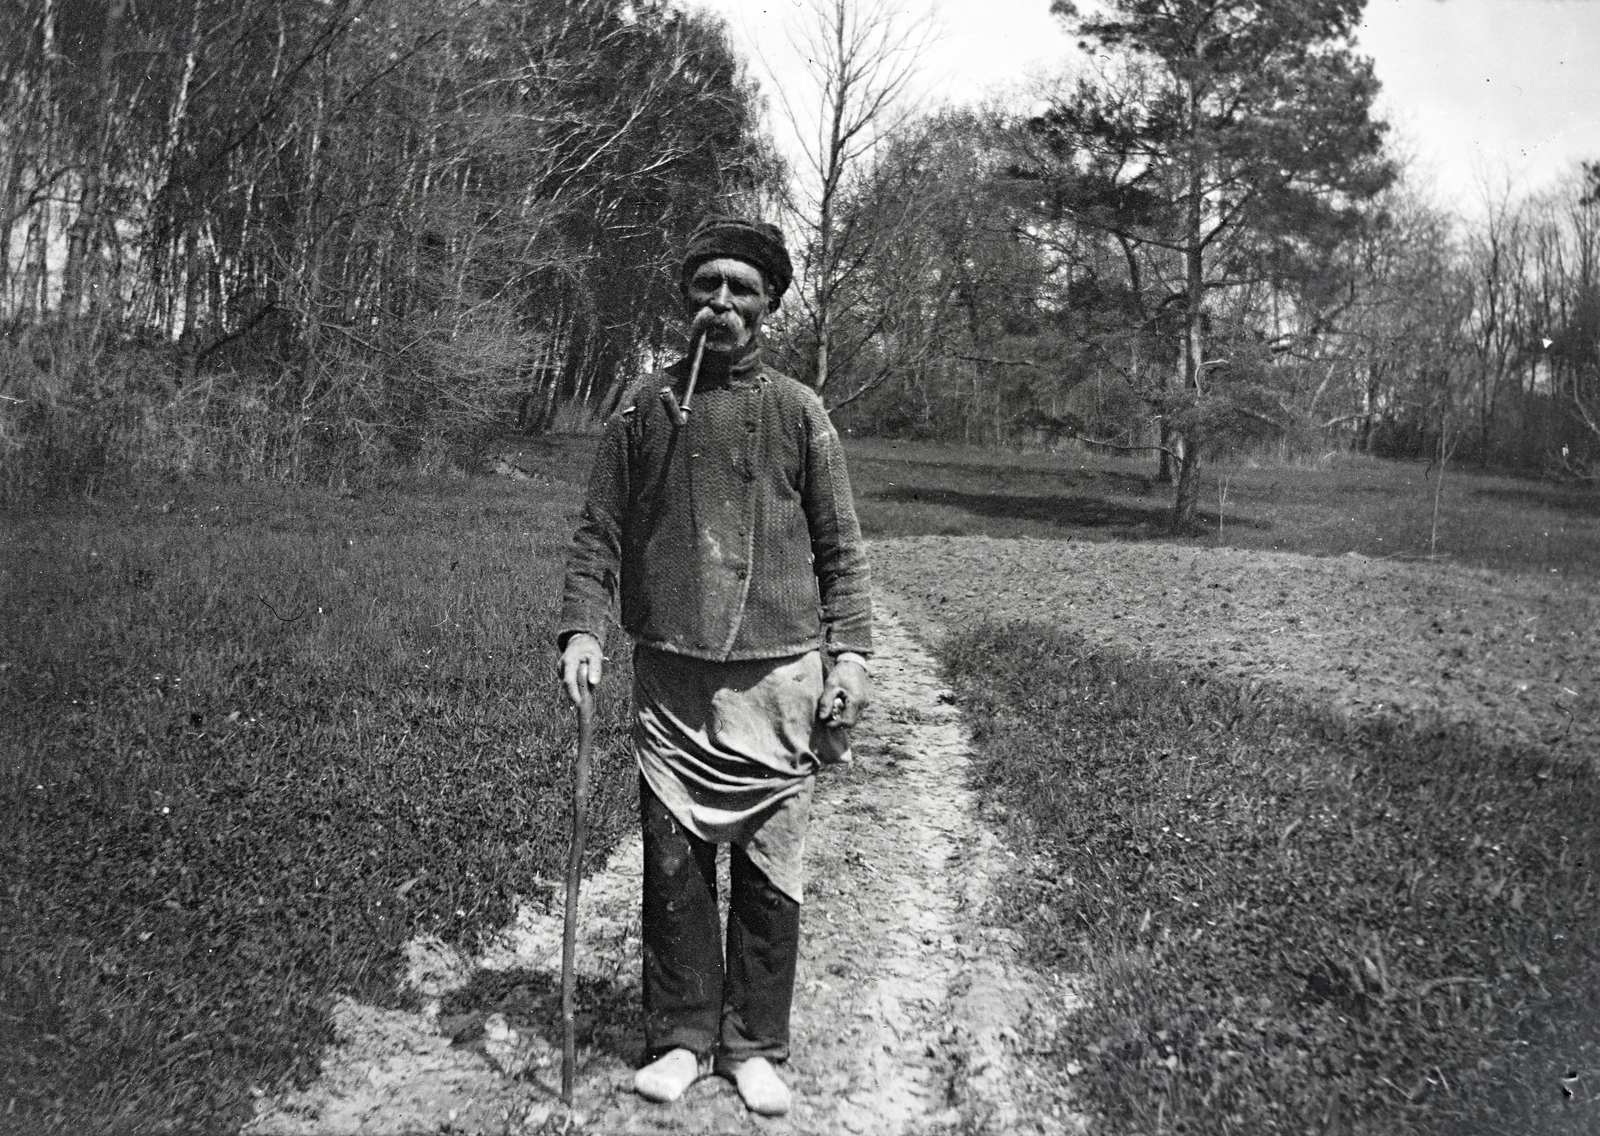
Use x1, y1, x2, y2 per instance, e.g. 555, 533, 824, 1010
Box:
632, 644, 848, 904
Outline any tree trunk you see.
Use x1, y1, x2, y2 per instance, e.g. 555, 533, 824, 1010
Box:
61, 0, 126, 316
25, 202, 51, 317
1359, 364, 1382, 453
815, 183, 833, 393
1158, 414, 1175, 482
815, 300, 831, 394
179, 218, 204, 376
1172, 79, 1206, 530
813, 71, 839, 397
20, 0, 58, 317
1174, 439, 1202, 527
1479, 391, 1492, 466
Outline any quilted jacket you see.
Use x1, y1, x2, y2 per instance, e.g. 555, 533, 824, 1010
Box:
557, 341, 873, 663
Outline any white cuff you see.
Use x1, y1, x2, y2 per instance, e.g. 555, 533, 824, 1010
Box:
833, 651, 870, 676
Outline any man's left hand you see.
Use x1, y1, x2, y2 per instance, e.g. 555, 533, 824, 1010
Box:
818, 657, 870, 728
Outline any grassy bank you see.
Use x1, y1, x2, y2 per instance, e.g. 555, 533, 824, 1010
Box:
845, 438, 1600, 577
0, 472, 637, 1133
944, 620, 1600, 1135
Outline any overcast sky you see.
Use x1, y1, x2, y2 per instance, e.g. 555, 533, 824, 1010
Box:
692, 0, 1600, 211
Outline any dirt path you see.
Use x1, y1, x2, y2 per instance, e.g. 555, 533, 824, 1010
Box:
245, 601, 1086, 1136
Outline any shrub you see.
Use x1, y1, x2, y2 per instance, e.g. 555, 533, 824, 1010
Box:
0, 319, 529, 499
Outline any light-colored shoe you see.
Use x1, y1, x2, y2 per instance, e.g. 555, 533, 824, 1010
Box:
726, 1056, 790, 1116
634, 1048, 701, 1103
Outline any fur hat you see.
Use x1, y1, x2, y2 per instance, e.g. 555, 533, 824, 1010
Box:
679, 216, 793, 310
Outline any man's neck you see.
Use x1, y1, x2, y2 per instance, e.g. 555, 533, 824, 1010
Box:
694, 337, 762, 385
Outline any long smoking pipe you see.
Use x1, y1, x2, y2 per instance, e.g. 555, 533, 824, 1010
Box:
659, 331, 707, 426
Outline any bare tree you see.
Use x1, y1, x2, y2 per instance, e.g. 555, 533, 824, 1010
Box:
1460, 182, 1532, 464
760, 0, 931, 403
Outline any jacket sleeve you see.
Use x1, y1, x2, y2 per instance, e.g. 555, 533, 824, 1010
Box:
799, 396, 873, 658
556, 410, 630, 652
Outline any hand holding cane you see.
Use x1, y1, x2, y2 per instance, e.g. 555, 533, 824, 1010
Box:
561, 664, 596, 1106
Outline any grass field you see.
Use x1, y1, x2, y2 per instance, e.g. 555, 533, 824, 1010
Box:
1, 457, 637, 1133
845, 440, 1600, 1133
3, 434, 1597, 1134
948, 623, 1600, 1135
844, 437, 1600, 578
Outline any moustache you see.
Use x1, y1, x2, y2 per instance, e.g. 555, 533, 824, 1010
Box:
692, 308, 745, 339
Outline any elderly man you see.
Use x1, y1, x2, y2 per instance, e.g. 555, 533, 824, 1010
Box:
556, 216, 872, 1116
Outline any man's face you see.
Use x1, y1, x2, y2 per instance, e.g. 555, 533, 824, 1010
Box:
684, 257, 769, 354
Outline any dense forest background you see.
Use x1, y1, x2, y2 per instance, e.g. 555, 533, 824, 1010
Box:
3, 0, 1598, 513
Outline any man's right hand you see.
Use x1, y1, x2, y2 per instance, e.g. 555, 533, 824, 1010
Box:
560, 633, 603, 706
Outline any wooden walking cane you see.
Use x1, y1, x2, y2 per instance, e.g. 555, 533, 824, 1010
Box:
561, 674, 596, 1106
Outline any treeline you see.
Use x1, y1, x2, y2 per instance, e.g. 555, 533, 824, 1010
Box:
790, 0, 1600, 523
4, 0, 1597, 510
822, 115, 1600, 489
1, 0, 771, 490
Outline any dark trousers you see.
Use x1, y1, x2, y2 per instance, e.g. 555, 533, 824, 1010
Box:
639, 775, 801, 1063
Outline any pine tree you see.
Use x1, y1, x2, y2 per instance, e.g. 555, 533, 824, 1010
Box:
1023, 0, 1395, 525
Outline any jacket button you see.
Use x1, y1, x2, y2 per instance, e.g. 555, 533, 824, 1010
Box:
745, 421, 756, 432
